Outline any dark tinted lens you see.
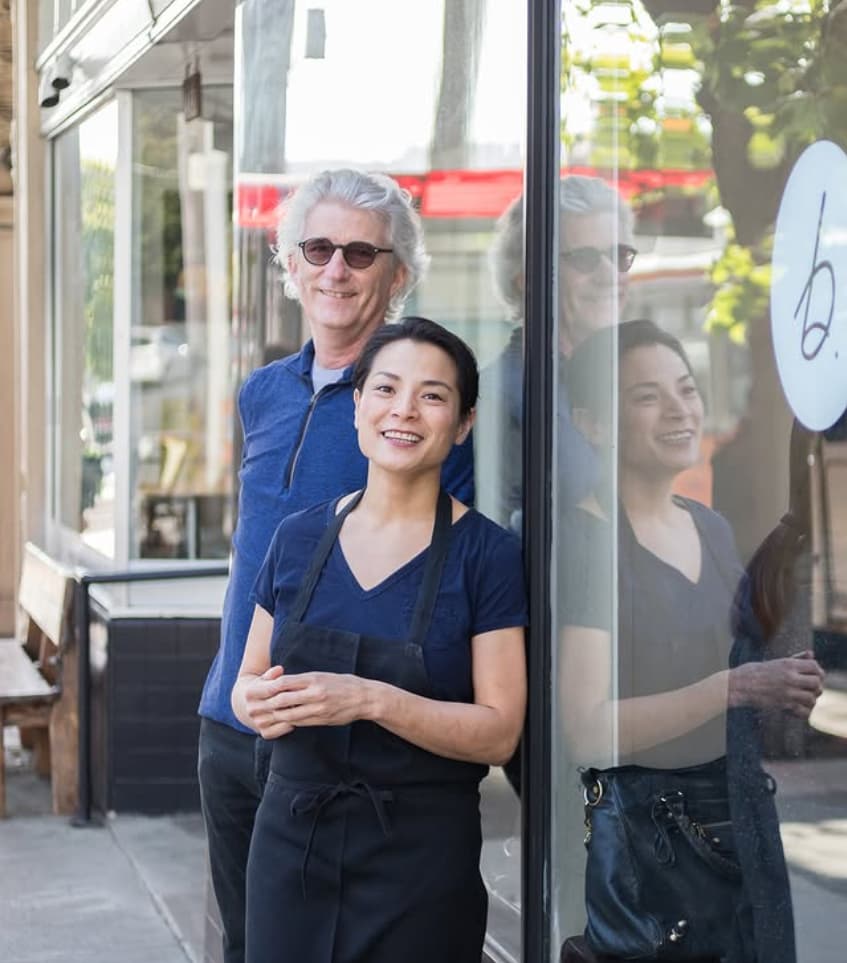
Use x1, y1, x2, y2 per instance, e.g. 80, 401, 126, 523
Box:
302, 238, 335, 264
617, 245, 637, 272
342, 243, 377, 269
563, 245, 636, 274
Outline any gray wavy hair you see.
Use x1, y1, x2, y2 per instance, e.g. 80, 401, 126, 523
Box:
489, 175, 635, 319
276, 169, 429, 321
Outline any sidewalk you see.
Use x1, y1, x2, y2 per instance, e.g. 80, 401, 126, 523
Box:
0, 749, 207, 963
2, 733, 846, 963
770, 755, 847, 963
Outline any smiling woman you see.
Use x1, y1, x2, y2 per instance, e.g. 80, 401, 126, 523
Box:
231, 317, 527, 963
352, 317, 478, 486
352, 336, 471, 481
617, 339, 704, 487
558, 320, 824, 961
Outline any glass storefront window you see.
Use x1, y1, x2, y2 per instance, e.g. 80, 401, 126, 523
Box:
36, 0, 847, 957
51, 50, 235, 564
553, 2, 847, 961
54, 100, 118, 557
233, 0, 527, 378
235, 0, 527, 955
130, 87, 235, 560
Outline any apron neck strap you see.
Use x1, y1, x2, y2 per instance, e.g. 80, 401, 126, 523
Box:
287, 488, 453, 641
288, 489, 365, 623
407, 488, 452, 646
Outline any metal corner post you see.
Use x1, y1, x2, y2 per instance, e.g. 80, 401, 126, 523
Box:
522, 1, 560, 961
71, 577, 92, 826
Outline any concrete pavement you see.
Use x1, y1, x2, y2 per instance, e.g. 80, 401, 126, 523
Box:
0, 741, 207, 963
2, 730, 847, 963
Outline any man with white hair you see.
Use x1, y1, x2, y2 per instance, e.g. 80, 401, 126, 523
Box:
197, 169, 474, 963
480, 174, 636, 528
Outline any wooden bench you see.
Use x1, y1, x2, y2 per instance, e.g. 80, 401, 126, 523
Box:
0, 543, 76, 817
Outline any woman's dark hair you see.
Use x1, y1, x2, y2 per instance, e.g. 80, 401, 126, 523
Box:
734, 420, 814, 642
568, 319, 694, 416
353, 316, 479, 418
617, 319, 692, 374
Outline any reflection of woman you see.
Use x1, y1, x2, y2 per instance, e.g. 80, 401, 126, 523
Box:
561, 320, 823, 961
232, 317, 527, 963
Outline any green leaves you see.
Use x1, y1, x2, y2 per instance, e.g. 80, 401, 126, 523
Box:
706, 236, 772, 343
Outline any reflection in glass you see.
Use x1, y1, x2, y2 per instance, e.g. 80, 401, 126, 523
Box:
482, 176, 633, 532
130, 88, 234, 559
55, 102, 118, 557
555, 2, 847, 960
557, 322, 827, 962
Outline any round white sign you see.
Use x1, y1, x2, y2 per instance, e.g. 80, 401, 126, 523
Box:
771, 139, 847, 430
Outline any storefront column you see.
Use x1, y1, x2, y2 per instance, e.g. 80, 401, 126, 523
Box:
0, 194, 14, 632
12, 0, 48, 580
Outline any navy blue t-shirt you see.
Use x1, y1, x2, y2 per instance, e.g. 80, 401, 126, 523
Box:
251, 499, 528, 703
559, 497, 742, 768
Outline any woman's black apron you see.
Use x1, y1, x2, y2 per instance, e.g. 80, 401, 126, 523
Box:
246, 490, 488, 963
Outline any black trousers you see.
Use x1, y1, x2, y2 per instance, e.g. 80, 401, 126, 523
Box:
198, 717, 262, 963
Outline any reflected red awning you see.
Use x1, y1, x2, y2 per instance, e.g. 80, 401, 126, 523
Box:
235, 167, 714, 228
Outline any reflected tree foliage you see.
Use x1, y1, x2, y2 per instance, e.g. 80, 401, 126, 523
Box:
705, 236, 771, 345
566, 0, 846, 330
692, 0, 847, 341
431, 0, 487, 168
239, 0, 294, 173
563, 0, 712, 170
696, 0, 847, 237
81, 159, 115, 385
563, 0, 846, 560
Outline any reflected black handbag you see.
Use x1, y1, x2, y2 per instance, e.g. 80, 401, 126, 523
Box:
580, 760, 743, 961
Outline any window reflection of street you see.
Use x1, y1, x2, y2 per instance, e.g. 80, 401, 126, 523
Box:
769, 753, 847, 963
480, 768, 522, 962
130, 88, 234, 561
781, 815, 847, 885
775, 673, 847, 892
54, 101, 119, 558
551, 0, 847, 956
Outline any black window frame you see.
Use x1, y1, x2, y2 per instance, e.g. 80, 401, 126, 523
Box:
521, 2, 560, 962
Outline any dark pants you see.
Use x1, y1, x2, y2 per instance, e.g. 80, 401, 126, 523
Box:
198, 717, 262, 963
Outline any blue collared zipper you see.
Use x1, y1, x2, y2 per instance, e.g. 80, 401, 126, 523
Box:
284, 382, 336, 489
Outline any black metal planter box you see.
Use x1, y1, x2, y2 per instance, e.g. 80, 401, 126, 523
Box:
89, 602, 220, 814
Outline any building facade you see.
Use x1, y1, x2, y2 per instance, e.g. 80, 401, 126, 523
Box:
11, 1, 847, 961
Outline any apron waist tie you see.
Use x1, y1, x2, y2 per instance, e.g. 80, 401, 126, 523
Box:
289, 780, 394, 898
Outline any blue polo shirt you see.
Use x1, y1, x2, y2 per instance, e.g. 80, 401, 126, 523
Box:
198, 340, 476, 731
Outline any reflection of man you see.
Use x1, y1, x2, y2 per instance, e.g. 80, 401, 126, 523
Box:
478, 175, 635, 527
197, 169, 474, 963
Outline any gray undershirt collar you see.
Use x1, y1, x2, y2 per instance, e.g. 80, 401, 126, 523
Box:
311, 359, 346, 394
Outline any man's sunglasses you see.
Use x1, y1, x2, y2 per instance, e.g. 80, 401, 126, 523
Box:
298, 237, 394, 270
560, 244, 637, 275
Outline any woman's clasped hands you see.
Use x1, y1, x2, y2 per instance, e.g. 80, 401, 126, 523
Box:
243, 665, 375, 739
